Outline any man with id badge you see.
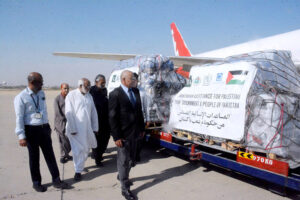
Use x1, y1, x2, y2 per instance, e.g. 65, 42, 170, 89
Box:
14, 72, 69, 192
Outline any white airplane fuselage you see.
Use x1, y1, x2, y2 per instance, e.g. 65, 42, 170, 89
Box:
190, 29, 300, 66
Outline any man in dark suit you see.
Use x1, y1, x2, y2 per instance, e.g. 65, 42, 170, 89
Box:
90, 74, 110, 166
109, 70, 145, 200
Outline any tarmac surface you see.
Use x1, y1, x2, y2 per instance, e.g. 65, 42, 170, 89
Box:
0, 89, 299, 200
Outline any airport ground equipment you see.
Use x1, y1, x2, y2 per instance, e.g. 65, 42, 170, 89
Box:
144, 130, 300, 194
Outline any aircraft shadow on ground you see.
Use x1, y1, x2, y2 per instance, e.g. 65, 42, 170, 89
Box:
135, 144, 299, 199
131, 162, 200, 195
42, 142, 298, 199
199, 162, 299, 199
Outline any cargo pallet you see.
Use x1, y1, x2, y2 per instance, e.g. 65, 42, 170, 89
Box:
145, 132, 300, 195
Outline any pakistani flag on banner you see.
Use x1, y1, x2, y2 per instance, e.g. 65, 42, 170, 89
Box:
226, 70, 248, 85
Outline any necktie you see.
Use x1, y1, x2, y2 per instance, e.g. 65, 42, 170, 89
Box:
128, 89, 136, 106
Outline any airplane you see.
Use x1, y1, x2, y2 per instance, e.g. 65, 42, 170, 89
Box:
53, 22, 300, 78
170, 22, 300, 69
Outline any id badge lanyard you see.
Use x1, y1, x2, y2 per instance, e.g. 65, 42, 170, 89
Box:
30, 94, 40, 113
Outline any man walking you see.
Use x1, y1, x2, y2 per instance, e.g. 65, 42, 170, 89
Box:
90, 74, 110, 166
65, 78, 98, 181
109, 70, 145, 200
14, 72, 69, 192
54, 83, 72, 164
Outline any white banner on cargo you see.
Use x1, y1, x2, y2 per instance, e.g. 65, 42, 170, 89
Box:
169, 62, 257, 141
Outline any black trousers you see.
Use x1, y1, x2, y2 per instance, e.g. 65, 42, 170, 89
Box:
25, 124, 60, 184
92, 130, 110, 163
136, 136, 144, 160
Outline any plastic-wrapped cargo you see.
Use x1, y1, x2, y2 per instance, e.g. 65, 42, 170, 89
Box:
116, 55, 186, 123
169, 50, 300, 168
237, 51, 300, 169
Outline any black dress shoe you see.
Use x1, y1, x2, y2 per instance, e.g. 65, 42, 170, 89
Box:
96, 161, 103, 167
122, 189, 135, 200
74, 173, 82, 181
53, 179, 69, 189
66, 155, 73, 161
33, 184, 47, 192
60, 157, 68, 164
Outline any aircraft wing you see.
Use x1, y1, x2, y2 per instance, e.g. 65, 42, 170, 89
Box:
168, 56, 222, 66
53, 52, 137, 61
53, 52, 223, 66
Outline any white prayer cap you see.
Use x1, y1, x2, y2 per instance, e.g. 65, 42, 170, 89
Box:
78, 79, 84, 87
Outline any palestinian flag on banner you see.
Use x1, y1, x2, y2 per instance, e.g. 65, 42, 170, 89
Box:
226, 70, 248, 85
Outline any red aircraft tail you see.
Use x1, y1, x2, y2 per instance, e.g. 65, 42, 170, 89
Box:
170, 22, 192, 57
171, 22, 191, 78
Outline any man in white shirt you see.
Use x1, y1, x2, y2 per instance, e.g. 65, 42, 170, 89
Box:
65, 78, 99, 181
14, 72, 69, 192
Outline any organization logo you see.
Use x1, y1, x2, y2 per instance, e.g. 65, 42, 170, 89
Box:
203, 74, 212, 86
216, 73, 223, 82
193, 76, 201, 85
226, 70, 248, 85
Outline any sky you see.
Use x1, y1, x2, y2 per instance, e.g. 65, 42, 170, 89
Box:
0, 0, 300, 86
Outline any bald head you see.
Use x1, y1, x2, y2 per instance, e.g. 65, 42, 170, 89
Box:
78, 78, 91, 95
27, 72, 43, 93
121, 70, 135, 88
60, 83, 69, 97
28, 72, 43, 83
60, 83, 69, 89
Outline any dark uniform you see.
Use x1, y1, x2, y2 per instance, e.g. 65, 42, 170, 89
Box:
90, 85, 111, 164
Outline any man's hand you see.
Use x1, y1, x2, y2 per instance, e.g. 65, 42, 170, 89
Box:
71, 132, 77, 135
115, 139, 123, 148
19, 139, 27, 147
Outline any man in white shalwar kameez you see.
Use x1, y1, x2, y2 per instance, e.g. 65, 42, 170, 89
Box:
65, 78, 98, 181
